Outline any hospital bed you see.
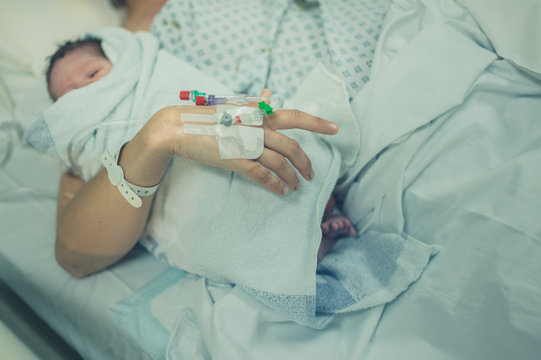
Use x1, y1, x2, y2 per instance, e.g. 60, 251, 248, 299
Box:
1, 0, 540, 359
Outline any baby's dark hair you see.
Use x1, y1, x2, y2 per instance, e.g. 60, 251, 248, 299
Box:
45, 36, 104, 86
110, 0, 126, 8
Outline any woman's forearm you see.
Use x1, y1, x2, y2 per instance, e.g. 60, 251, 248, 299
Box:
56, 129, 172, 278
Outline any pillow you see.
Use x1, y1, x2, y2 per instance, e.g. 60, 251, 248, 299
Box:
0, 0, 124, 77
0, 0, 124, 129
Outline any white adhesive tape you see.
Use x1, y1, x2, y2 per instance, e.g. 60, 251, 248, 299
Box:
183, 124, 264, 159
216, 106, 264, 126
180, 113, 216, 123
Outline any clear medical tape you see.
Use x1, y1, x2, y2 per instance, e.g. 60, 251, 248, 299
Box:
0, 71, 18, 170
0, 132, 62, 201
179, 92, 282, 109
67, 117, 149, 179
181, 105, 266, 159
0, 121, 67, 201
0, 72, 59, 201
0, 124, 14, 170
1, 117, 149, 202
0, 186, 59, 201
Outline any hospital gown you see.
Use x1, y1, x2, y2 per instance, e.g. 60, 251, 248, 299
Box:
151, 0, 389, 99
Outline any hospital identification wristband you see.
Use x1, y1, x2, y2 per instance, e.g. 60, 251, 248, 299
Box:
101, 149, 160, 208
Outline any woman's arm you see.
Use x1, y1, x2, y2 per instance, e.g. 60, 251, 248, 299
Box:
56, 104, 338, 278
122, 0, 167, 32
55, 126, 171, 278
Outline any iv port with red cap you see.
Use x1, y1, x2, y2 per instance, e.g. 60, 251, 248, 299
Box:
179, 90, 277, 113
179, 90, 207, 103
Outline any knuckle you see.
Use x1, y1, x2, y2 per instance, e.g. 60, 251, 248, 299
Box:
317, 116, 327, 128
153, 107, 182, 127
275, 156, 289, 172
263, 127, 273, 138
287, 139, 301, 155
266, 152, 287, 170
160, 106, 178, 117
249, 165, 273, 184
292, 109, 303, 125
263, 112, 278, 128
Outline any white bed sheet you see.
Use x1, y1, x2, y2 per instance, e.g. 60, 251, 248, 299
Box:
0, 143, 171, 359
1, 0, 540, 359
352, 1, 541, 358
361, 58, 541, 360
0, 141, 385, 360
107, 1, 541, 358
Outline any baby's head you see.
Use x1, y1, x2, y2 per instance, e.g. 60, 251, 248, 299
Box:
46, 36, 112, 100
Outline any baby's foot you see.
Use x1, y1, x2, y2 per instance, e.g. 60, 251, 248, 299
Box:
317, 214, 356, 263
321, 214, 356, 239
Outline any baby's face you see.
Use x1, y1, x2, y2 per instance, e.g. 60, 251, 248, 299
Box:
48, 43, 112, 100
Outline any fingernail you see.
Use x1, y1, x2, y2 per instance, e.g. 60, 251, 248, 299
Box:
294, 182, 301, 191
308, 170, 315, 180
328, 122, 338, 132
281, 187, 289, 195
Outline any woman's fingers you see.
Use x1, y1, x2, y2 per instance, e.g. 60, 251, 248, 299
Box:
166, 103, 337, 195
229, 158, 290, 195
263, 127, 313, 181
260, 88, 272, 98
264, 109, 339, 135
230, 143, 303, 194
257, 148, 299, 191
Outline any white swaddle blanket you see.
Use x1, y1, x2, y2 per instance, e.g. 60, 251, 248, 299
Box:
24, 27, 231, 180
24, 27, 438, 328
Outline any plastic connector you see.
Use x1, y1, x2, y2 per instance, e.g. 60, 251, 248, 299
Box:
191, 90, 206, 101
258, 101, 274, 115
179, 91, 191, 100
179, 90, 281, 111
207, 95, 227, 106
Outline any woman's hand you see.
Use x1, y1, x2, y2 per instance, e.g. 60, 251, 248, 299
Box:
55, 90, 338, 277
140, 91, 339, 195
